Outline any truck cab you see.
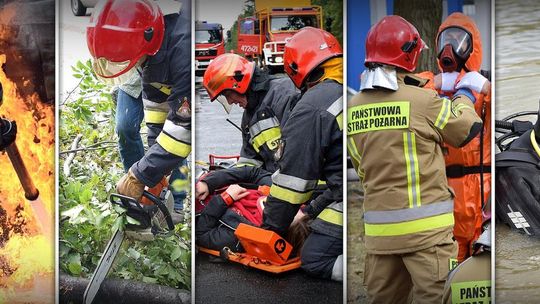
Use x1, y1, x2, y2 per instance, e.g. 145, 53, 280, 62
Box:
195, 21, 225, 77
237, 0, 322, 73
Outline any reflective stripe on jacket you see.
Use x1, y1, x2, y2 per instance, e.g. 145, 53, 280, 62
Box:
262, 79, 343, 237
347, 72, 482, 254
131, 5, 192, 187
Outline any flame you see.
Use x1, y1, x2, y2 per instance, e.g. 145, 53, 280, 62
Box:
0, 52, 54, 301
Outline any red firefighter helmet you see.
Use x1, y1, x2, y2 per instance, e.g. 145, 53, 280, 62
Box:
203, 53, 255, 101
86, 0, 164, 78
283, 27, 342, 88
365, 15, 425, 72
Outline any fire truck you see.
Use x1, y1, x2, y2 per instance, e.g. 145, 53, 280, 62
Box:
237, 0, 323, 72
195, 21, 225, 76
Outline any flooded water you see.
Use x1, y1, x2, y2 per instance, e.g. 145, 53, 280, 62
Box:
495, 0, 540, 302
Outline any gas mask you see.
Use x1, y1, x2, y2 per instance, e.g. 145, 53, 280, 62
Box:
437, 27, 472, 72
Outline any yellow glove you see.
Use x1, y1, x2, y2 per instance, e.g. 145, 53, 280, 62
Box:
116, 168, 145, 201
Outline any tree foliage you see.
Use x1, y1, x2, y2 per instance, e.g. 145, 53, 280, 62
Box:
394, 0, 442, 73
313, 0, 343, 44
59, 60, 191, 290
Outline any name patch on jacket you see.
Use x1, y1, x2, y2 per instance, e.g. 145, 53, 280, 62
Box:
348, 101, 410, 134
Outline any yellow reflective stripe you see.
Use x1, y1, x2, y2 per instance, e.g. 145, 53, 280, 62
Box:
251, 127, 281, 152
156, 132, 191, 157
347, 101, 410, 134
410, 132, 421, 206
364, 212, 454, 236
144, 110, 168, 124
531, 130, 540, 158
317, 208, 343, 226
403, 132, 421, 208
347, 137, 362, 176
150, 83, 171, 95
336, 112, 343, 130
234, 163, 256, 167
235, 157, 263, 167
435, 98, 452, 129
269, 184, 313, 205
317, 180, 326, 185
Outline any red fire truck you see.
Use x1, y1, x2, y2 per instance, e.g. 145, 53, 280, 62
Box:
195, 21, 225, 76
236, 0, 323, 72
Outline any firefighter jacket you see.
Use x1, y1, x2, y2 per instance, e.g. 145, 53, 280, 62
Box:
236, 68, 300, 172
347, 72, 482, 254
262, 77, 344, 239
131, 0, 192, 187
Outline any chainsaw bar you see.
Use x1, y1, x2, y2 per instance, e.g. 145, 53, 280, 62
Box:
83, 228, 125, 304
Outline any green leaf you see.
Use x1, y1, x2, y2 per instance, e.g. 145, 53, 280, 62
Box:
61, 205, 84, 219
142, 276, 158, 284
170, 246, 182, 262
125, 216, 141, 226
127, 248, 141, 260
66, 253, 82, 275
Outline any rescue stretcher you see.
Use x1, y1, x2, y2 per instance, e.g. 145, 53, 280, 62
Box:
196, 154, 302, 274
198, 224, 302, 274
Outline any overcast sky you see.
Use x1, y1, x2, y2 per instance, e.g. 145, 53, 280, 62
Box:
196, 0, 245, 31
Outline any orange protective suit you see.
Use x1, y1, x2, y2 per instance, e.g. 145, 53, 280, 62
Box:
418, 13, 491, 262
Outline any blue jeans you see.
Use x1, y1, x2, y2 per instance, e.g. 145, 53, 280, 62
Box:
116, 89, 187, 211
115, 89, 145, 171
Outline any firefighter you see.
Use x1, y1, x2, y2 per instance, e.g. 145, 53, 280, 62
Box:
261, 27, 344, 281
348, 16, 482, 303
86, 0, 191, 202
442, 224, 491, 304
202, 53, 300, 173
418, 12, 491, 262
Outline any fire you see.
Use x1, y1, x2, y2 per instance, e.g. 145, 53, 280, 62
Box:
0, 53, 54, 302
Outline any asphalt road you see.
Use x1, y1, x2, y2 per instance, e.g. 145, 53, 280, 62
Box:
195, 253, 343, 304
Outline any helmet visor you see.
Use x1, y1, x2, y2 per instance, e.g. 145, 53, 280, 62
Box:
437, 27, 472, 59
92, 57, 133, 79
215, 95, 232, 114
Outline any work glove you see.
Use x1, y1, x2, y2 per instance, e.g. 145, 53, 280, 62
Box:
116, 168, 145, 201
0, 118, 17, 150
455, 71, 489, 94
439, 71, 460, 92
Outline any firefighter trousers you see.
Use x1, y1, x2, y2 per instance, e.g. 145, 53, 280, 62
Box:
301, 231, 343, 281
364, 235, 457, 304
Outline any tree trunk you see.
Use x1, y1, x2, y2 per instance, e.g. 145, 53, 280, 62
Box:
394, 0, 442, 73
59, 273, 191, 304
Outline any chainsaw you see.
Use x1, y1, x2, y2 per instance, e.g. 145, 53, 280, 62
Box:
83, 187, 177, 304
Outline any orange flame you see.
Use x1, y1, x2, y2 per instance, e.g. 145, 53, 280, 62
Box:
0, 52, 54, 302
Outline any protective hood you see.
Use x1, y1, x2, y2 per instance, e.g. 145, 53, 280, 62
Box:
360, 64, 398, 91
318, 57, 343, 85
437, 12, 483, 72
